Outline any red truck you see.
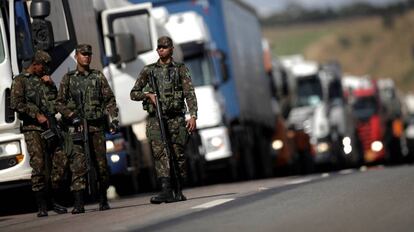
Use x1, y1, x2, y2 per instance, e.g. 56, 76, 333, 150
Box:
343, 76, 386, 164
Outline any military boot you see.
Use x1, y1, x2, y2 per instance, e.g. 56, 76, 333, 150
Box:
150, 177, 174, 204
71, 191, 85, 214
172, 177, 187, 202
35, 190, 48, 217
173, 191, 187, 202
98, 188, 110, 211
51, 189, 67, 214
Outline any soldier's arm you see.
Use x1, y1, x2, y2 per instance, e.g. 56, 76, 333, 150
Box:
10, 76, 40, 119
180, 65, 198, 118
55, 74, 73, 118
99, 72, 119, 120
130, 67, 150, 101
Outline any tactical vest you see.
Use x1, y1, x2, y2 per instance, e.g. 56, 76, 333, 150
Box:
142, 63, 185, 115
23, 74, 55, 115
68, 70, 104, 120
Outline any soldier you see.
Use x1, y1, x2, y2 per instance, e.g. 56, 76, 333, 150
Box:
56, 44, 119, 213
10, 50, 68, 217
130, 36, 198, 204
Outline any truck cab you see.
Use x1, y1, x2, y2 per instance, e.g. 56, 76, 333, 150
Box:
286, 60, 356, 170
342, 75, 386, 164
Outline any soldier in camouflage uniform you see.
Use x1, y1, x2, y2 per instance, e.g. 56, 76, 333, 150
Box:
56, 44, 119, 213
10, 50, 68, 217
130, 36, 198, 204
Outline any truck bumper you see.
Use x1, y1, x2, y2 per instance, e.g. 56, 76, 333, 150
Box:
0, 133, 31, 183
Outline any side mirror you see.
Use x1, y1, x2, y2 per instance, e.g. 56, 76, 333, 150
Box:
30, 0, 50, 18
113, 33, 137, 63
30, 1, 54, 51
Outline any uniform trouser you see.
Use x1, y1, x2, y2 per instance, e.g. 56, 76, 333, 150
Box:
50, 144, 87, 192
89, 130, 110, 191
146, 116, 188, 179
24, 131, 48, 192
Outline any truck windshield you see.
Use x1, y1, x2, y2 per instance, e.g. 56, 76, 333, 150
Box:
112, 14, 152, 55
296, 75, 323, 107
352, 96, 378, 120
15, 1, 34, 70
185, 55, 214, 87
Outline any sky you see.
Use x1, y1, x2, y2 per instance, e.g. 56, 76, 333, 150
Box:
241, 0, 407, 18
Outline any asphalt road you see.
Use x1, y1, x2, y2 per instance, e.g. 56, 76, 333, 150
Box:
1, 164, 414, 232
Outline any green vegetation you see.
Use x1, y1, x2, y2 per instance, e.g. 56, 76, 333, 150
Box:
271, 28, 329, 55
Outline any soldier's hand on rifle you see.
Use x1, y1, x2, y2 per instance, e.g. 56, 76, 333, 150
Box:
186, 116, 197, 133
145, 93, 157, 106
69, 112, 81, 126
109, 120, 119, 134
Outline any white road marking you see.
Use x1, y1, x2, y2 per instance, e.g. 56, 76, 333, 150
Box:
321, 173, 330, 178
339, 169, 354, 175
285, 178, 312, 185
192, 198, 235, 209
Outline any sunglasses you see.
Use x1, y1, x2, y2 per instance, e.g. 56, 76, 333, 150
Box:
157, 45, 170, 50
80, 52, 92, 56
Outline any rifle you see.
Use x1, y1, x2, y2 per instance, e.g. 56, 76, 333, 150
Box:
149, 75, 185, 201
74, 91, 98, 199
36, 92, 62, 189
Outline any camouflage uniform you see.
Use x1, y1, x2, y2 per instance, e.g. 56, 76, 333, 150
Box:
130, 58, 198, 179
50, 138, 87, 191
56, 60, 119, 193
10, 51, 57, 192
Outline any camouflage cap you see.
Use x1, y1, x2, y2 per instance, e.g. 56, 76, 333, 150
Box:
157, 36, 173, 48
76, 44, 92, 54
33, 50, 51, 65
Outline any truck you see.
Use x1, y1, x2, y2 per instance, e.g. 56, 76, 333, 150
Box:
342, 75, 386, 164
284, 60, 359, 171
0, 0, 103, 191
129, 0, 276, 179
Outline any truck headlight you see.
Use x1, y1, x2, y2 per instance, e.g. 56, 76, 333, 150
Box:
316, 142, 329, 153
110, 154, 120, 163
210, 136, 223, 148
342, 137, 351, 146
106, 140, 115, 153
205, 136, 224, 153
342, 137, 353, 155
0, 141, 21, 156
272, 139, 284, 151
371, 141, 383, 152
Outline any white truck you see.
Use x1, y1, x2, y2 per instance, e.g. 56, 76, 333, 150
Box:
286, 60, 358, 169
